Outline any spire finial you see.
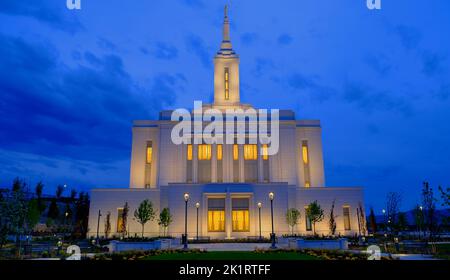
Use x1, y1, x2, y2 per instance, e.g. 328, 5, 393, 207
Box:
224, 5, 228, 19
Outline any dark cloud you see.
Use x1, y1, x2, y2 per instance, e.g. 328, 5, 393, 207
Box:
394, 25, 421, 50
185, 34, 211, 69
343, 83, 412, 116
97, 38, 117, 51
152, 42, 178, 60
0, 0, 84, 33
252, 57, 275, 77
180, 0, 205, 8
435, 84, 450, 100
240, 32, 259, 45
421, 51, 446, 77
284, 73, 334, 102
0, 33, 181, 163
277, 34, 293, 45
364, 54, 392, 76
288, 73, 317, 90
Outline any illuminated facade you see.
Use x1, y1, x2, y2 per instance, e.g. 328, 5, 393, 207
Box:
88, 7, 365, 239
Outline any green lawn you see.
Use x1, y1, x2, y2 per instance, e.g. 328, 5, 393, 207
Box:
143, 251, 319, 260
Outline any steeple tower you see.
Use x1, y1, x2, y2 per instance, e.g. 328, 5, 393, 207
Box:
214, 5, 240, 107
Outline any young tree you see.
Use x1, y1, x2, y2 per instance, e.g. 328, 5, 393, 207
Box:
35, 181, 46, 213
74, 192, 90, 238
386, 192, 402, 233
413, 204, 425, 239
368, 207, 377, 234
422, 182, 437, 237
158, 208, 173, 237
133, 200, 155, 237
70, 189, 77, 201
438, 186, 449, 207
285, 208, 301, 235
47, 198, 59, 221
328, 200, 337, 236
358, 202, 367, 236
306, 201, 324, 235
56, 185, 64, 199
397, 212, 408, 232
104, 211, 111, 239
121, 202, 129, 237
27, 199, 41, 233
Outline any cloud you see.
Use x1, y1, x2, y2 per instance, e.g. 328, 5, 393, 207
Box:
0, 0, 84, 33
343, 82, 412, 116
421, 51, 446, 77
152, 42, 178, 60
252, 57, 275, 77
364, 54, 392, 76
0, 33, 181, 163
97, 38, 117, 51
284, 73, 335, 102
185, 34, 211, 69
240, 32, 259, 45
180, 0, 205, 8
277, 34, 293, 45
394, 25, 421, 50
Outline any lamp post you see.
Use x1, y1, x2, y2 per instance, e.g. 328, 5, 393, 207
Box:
257, 202, 262, 240
183, 193, 190, 250
96, 209, 102, 245
195, 202, 200, 241
269, 192, 276, 249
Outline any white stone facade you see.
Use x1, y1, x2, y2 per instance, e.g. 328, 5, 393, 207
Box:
88, 7, 365, 239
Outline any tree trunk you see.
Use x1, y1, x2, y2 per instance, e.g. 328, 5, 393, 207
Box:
142, 224, 145, 238
313, 223, 316, 235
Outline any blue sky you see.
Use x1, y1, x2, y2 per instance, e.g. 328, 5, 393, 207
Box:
0, 0, 449, 212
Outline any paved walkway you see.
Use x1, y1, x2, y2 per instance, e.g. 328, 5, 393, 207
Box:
183, 243, 274, 251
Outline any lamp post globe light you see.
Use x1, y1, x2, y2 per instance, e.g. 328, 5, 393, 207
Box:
269, 192, 276, 249
195, 202, 200, 241
183, 193, 190, 249
257, 202, 262, 240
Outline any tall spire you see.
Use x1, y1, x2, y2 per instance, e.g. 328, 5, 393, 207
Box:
218, 4, 234, 54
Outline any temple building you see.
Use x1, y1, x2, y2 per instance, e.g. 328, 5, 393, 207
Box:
88, 7, 366, 239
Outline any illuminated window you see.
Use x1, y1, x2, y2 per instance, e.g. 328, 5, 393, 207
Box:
208, 210, 225, 232
146, 141, 153, 164
233, 144, 239, 160
217, 144, 223, 160
187, 144, 193, 161
208, 198, 225, 232
244, 144, 258, 160
198, 144, 212, 160
116, 208, 124, 233
232, 198, 249, 232
224, 67, 229, 100
302, 145, 309, 164
343, 206, 351, 230
302, 140, 311, 188
232, 210, 249, 232
262, 144, 269, 160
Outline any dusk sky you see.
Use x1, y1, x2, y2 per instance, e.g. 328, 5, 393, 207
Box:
0, 0, 449, 212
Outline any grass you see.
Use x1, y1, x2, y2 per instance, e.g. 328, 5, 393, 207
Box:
143, 251, 319, 260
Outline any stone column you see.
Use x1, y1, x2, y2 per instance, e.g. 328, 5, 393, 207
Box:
226, 191, 232, 239
257, 142, 263, 183
211, 144, 217, 183
239, 145, 245, 183
193, 144, 198, 183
